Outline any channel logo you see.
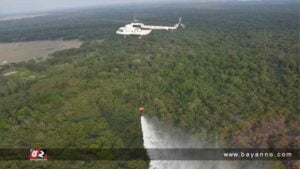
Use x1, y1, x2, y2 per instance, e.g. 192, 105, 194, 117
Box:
30, 149, 48, 161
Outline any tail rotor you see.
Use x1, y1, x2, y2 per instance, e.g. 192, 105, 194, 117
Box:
178, 17, 186, 29
180, 23, 186, 29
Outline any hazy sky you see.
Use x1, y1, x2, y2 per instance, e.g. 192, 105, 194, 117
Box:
0, 0, 280, 15
0, 0, 162, 15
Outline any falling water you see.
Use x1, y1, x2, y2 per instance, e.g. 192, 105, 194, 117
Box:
141, 116, 270, 169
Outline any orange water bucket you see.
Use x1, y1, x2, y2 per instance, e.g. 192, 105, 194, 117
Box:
139, 107, 144, 116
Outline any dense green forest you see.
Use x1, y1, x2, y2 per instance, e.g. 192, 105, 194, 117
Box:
0, 1, 299, 168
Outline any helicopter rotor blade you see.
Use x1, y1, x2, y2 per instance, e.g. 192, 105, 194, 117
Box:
99, 19, 129, 23
133, 16, 142, 22
99, 16, 143, 24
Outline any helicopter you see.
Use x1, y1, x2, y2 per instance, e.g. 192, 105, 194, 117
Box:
116, 17, 185, 38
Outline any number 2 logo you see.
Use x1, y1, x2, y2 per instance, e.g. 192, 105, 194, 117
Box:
38, 150, 45, 158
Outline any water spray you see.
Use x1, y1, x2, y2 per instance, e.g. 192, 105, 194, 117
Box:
140, 116, 271, 169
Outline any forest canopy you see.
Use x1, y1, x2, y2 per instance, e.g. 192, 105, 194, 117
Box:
0, 1, 299, 168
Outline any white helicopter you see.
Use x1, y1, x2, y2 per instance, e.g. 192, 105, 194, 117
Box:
116, 17, 185, 38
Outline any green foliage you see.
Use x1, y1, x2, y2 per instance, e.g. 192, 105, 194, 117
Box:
0, 1, 299, 168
